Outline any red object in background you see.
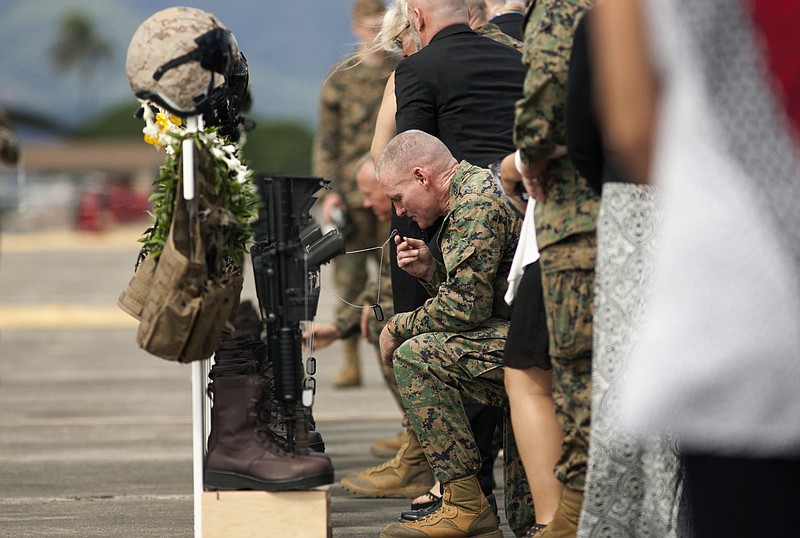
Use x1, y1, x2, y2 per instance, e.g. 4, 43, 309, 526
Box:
77, 182, 151, 232
106, 183, 151, 223
749, 0, 800, 144
76, 191, 103, 232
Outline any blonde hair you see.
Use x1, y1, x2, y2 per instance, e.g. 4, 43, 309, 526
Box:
377, 0, 410, 53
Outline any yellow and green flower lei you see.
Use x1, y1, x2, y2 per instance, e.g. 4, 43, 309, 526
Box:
137, 100, 260, 264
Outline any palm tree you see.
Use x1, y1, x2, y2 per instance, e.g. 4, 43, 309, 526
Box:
49, 12, 112, 119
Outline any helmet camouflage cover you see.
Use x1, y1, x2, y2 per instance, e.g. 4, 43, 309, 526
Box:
126, 6, 239, 116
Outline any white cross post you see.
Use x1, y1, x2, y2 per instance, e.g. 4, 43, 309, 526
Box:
182, 115, 213, 538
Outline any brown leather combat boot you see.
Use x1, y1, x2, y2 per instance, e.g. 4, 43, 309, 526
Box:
379, 475, 503, 537
204, 374, 333, 491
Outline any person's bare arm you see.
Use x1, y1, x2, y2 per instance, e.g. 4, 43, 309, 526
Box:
371, 72, 398, 164
591, 0, 658, 183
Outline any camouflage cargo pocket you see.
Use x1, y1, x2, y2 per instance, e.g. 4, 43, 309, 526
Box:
539, 237, 596, 360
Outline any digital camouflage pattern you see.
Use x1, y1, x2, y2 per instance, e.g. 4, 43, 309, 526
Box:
476, 22, 523, 52
513, 0, 597, 497
126, 7, 229, 116
386, 162, 529, 529
551, 354, 592, 488
504, 407, 536, 536
538, 234, 596, 360
312, 57, 397, 208
514, 0, 599, 251
393, 331, 507, 483
387, 162, 521, 341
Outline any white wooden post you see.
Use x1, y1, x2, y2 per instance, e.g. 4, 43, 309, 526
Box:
182, 115, 212, 538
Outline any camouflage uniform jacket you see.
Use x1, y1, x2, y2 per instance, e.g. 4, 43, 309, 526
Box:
514, 0, 599, 250
476, 22, 523, 52
335, 251, 394, 345
386, 161, 522, 359
312, 55, 398, 207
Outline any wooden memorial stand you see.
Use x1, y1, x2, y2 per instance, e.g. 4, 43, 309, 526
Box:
202, 490, 331, 537
183, 116, 331, 538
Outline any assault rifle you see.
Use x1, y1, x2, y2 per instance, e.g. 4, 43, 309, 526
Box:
250, 175, 344, 453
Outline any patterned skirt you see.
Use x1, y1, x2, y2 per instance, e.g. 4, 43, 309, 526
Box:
578, 182, 692, 538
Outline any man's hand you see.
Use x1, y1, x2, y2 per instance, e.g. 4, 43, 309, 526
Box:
395, 235, 435, 281
379, 324, 404, 368
321, 192, 344, 224
301, 322, 341, 350
520, 158, 550, 202
520, 145, 568, 202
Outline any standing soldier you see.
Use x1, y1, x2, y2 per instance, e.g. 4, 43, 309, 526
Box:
509, 1, 600, 536
313, 0, 398, 388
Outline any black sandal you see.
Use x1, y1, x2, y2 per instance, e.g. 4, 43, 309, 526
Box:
524, 523, 548, 537
410, 491, 441, 511
399, 493, 443, 522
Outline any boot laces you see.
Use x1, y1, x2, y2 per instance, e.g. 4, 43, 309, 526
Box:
249, 378, 293, 452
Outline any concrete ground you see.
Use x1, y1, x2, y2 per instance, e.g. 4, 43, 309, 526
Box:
0, 224, 513, 537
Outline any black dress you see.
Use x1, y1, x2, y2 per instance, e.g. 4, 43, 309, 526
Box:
503, 260, 551, 370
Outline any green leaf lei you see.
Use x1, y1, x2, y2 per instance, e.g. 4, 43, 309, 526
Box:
136, 101, 260, 266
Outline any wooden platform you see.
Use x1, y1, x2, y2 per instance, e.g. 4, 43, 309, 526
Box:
203, 489, 331, 537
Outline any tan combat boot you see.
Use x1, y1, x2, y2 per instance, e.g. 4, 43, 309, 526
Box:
379, 475, 503, 537
333, 335, 361, 388
371, 429, 405, 458
341, 429, 434, 498
537, 487, 584, 538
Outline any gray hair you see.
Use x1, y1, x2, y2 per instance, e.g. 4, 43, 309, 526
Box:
376, 130, 452, 184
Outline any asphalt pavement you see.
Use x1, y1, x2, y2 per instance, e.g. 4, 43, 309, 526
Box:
0, 224, 512, 537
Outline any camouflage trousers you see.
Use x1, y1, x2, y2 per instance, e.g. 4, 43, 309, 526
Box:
539, 233, 596, 491
370, 343, 406, 415
393, 331, 506, 483
393, 330, 533, 536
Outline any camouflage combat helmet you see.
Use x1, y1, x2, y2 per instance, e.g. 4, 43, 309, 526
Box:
126, 6, 240, 117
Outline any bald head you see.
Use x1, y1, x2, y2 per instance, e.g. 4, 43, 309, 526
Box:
407, 0, 469, 46
355, 154, 393, 222
376, 130, 457, 228
484, 0, 526, 19
466, 0, 487, 28
377, 130, 454, 185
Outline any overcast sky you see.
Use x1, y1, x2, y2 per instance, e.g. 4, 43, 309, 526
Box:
0, 0, 370, 135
